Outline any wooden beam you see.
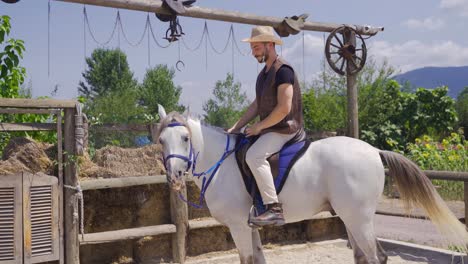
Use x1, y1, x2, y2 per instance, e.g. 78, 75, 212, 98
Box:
0, 123, 56, 131
56, 0, 383, 35
91, 123, 153, 132
0, 108, 61, 114
189, 218, 222, 230
385, 169, 468, 181
80, 175, 167, 190
0, 98, 76, 109
79, 224, 176, 245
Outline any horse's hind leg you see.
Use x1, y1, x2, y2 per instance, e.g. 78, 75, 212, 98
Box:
347, 229, 387, 264
376, 239, 388, 263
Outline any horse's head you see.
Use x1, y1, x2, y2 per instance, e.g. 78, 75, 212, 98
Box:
156, 104, 193, 192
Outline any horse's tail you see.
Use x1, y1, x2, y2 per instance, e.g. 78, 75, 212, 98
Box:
379, 150, 468, 250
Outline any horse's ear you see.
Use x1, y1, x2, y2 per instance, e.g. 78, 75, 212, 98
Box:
182, 106, 190, 119
158, 104, 167, 120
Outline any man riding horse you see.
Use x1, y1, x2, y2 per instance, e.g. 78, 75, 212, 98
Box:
226, 26, 304, 226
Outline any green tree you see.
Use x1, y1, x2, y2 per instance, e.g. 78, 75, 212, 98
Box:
78, 48, 137, 99
203, 73, 249, 128
139, 65, 184, 116
455, 87, 468, 133
0, 15, 26, 99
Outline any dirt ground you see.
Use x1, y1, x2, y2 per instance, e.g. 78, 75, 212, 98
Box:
175, 239, 465, 264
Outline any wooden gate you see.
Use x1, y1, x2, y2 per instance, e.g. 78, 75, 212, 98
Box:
0, 172, 61, 264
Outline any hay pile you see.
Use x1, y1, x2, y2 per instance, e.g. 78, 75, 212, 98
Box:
0, 137, 166, 179
0, 137, 54, 175
79, 144, 165, 179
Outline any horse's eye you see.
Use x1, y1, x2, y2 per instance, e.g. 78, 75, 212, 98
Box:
183, 136, 189, 142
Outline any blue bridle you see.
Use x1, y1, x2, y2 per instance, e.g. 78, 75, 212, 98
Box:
162, 122, 240, 208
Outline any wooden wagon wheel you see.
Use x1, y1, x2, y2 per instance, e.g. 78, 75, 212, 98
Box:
325, 25, 367, 76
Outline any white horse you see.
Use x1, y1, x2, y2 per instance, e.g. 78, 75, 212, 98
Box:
156, 105, 467, 264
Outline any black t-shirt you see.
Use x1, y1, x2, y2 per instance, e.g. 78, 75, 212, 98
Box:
257, 64, 295, 97
274, 65, 295, 87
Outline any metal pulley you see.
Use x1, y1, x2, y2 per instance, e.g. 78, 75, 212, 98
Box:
155, 0, 195, 42
325, 25, 367, 76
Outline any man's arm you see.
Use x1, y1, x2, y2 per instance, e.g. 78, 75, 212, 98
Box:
245, 83, 293, 136
227, 99, 258, 133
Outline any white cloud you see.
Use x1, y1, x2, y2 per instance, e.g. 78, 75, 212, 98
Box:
369, 40, 468, 72
403, 17, 445, 30
282, 34, 324, 61
440, 0, 468, 16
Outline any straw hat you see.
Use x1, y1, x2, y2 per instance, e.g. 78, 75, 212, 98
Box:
242, 26, 283, 45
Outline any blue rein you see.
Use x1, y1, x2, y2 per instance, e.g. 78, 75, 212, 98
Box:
163, 122, 239, 208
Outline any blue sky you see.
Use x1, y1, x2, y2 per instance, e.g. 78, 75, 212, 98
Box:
2, 0, 468, 114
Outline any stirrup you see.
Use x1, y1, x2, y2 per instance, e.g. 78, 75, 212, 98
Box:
247, 205, 261, 228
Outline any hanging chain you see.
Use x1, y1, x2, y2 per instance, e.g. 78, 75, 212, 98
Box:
117, 11, 149, 47
148, 16, 171, 48
147, 13, 151, 68
83, 6, 119, 46
181, 22, 207, 52
302, 31, 305, 85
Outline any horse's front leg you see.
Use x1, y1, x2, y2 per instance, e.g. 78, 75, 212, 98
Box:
251, 228, 266, 264
229, 224, 266, 264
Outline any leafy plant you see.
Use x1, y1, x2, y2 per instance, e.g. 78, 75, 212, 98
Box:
406, 133, 467, 200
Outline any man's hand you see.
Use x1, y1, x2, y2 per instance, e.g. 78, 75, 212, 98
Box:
245, 123, 263, 137
225, 127, 241, 134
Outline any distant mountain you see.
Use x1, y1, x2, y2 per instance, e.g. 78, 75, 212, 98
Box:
393, 66, 468, 98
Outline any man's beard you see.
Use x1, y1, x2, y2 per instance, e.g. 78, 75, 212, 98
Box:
255, 52, 269, 63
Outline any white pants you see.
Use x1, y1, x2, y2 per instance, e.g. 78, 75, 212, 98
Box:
246, 132, 295, 205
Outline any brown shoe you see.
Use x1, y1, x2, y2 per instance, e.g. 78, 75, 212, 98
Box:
250, 203, 285, 227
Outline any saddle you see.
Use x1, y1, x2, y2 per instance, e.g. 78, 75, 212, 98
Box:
235, 129, 311, 214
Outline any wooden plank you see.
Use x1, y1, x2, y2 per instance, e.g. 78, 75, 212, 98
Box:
63, 108, 79, 264
79, 224, 176, 245
0, 123, 56, 131
0, 108, 61, 114
56, 0, 383, 35
80, 175, 167, 190
0, 98, 76, 109
91, 123, 151, 132
188, 218, 222, 230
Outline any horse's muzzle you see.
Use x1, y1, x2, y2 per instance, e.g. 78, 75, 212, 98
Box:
166, 172, 187, 192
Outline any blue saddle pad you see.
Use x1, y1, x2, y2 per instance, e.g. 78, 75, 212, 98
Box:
234, 134, 311, 215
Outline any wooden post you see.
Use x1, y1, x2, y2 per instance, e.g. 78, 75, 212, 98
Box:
465, 181, 468, 229
64, 108, 80, 264
345, 30, 359, 138
57, 111, 65, 264
170, 185, 189, 263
